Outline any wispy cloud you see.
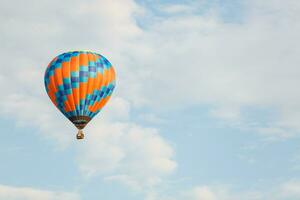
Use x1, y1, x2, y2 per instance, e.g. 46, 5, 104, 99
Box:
146, 180, 300, 200
0, 184, 79, 200
78, 113, 177, 191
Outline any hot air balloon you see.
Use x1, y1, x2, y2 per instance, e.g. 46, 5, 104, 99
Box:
44, 51, 116, 139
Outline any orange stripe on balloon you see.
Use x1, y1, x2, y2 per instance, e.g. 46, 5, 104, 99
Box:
86, 53, 96, 95
67, 93, 76, 112
101, 68, 109, 88
86, 78, 95, 95
79, 54, 88, 114
70, 55, 79, 114
95, 72, 103, 90
54, 67, 63, 85
64, 61, 76, 111
88, 105, 94, 112
64, 94, 75, 112
87, 53, 97, 62
79, 53, 88, 66
106, 67, 115, 84
47, 76, 58, 108
63, 101, 72, 113
70, 56, 79, 72
79, 82, 88, 100
72, 88, 80, 106
54, 61, 72, 114
87, 72, 103, 95
48, 75, 58, 93
62, 62, 70, 79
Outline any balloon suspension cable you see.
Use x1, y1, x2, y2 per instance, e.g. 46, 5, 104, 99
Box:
76, 129, 84, 140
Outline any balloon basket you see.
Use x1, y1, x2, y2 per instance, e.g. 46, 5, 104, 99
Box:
76, 130, 84, 140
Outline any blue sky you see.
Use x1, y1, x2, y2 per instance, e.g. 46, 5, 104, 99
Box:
0, 0, 300, 199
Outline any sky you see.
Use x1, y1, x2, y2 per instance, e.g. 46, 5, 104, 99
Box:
0, 0, 300, 199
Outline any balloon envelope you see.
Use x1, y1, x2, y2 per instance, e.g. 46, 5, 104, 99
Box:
44, 51, 116, 132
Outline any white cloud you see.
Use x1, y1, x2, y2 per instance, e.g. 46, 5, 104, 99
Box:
102, 97, 131, 121
0, 64, 73, 146
183, 185, 262, 200
148, 180, 300, 200
78, 119, 177, 191
118, 0, 300, 138
159, 4, 196, 14
210, 105, 241, 122
190, 186, 217, 200
0, 184, 79, 200
138, 113, 166, 124
279, 181, 300, 199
